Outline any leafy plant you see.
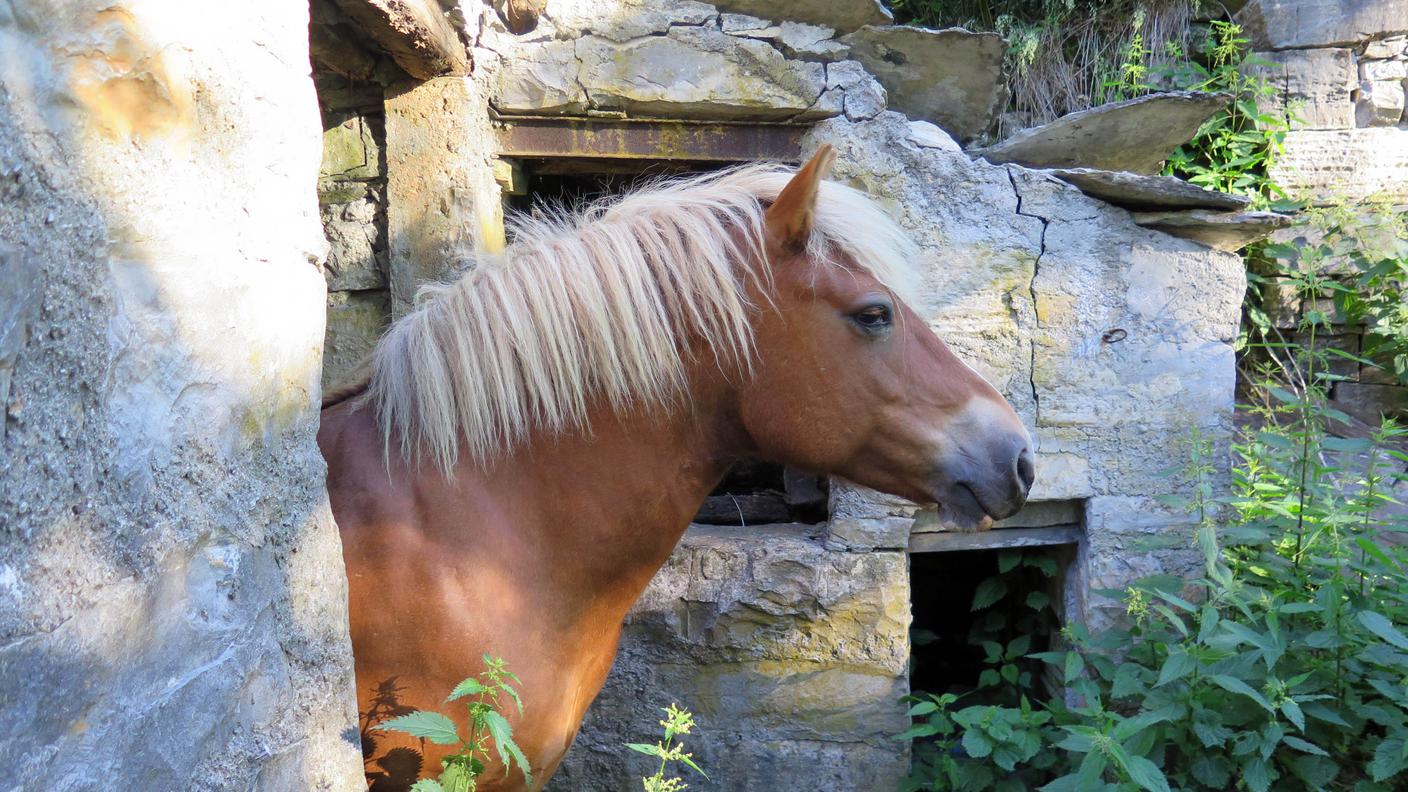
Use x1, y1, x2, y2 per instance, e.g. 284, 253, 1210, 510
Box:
626, 703, 707, 792
372, 654, 532, 792
1160, 20, 1294, 207
903, 317, 1408, 790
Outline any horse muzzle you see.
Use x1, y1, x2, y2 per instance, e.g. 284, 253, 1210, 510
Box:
930, 431, 1034, 532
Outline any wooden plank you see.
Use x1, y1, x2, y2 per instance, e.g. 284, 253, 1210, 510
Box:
909, 525, 1082, 553
333, 0, 469, 81
495, 117, 807, 162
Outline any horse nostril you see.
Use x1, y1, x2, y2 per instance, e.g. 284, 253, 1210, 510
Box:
1016, 448, 1035, 492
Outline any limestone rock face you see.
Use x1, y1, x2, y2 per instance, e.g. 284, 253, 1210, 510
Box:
549, 525, 911, 792
840, 26, 1007, 144
1236, 0, 1408, 50
974, 91, 1231, 173
0, 1, 362, 789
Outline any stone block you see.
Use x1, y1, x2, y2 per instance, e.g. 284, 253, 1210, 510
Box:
1356, 79, 1406, 126
575, 27, 828, 120
840, 26, 1006, 144
320, 184, 387, 291
489, 38, 588, 115
320, 115, 381, 180
823, 60, 887, 121
552, 525, 910, 791
1251, 48, 1355, 129
1362, 59, 1408, 82
1332, 381, 1408, 424
1046, 168, 1252, 211
1131, 209, 1293, 251
1270, 128, 1408, 204
545, 0, 718, 41
1363, 35, 1408, 60
1237, 0, 1408, 50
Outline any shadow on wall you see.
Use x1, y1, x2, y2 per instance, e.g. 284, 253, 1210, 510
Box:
0, 3, 361, 789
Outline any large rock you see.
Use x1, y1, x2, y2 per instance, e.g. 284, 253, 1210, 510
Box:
1251, 48, 1356, 129
709, 0, 891, 33
0, 1, 362, 788
1236, 0, 1408, 50
575, 27, 828, 120
839, 26, 1007, 144
320, 185, 388, 291
973, 91, 1230, 173
324, 289, 392, 387
550, 525, 911, 791
1270, 128, 1408, 204
1132, 209, 1294, 251
1046, 168, 1252, 211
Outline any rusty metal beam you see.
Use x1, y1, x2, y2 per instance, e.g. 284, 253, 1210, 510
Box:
494, 116, 807, 162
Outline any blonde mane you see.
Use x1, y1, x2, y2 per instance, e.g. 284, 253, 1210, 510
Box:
367, 162, 920, 472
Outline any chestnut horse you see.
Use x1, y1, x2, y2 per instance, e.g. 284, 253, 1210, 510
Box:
318, 147, 1034, 791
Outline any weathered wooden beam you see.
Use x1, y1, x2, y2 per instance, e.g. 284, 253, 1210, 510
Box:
332, 0, 469, 81
494, 117, 807, 162
909, 525, 1082, 553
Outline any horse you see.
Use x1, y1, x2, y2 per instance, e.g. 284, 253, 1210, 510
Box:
317, 146, 1035, 791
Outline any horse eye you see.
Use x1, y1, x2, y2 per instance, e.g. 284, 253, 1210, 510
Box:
851, 304, 892, 332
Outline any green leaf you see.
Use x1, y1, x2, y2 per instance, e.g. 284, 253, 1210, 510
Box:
1283, 735, 1328, 756
445, 677, 485, 702
1064, 652, 1085, 683
1281, 699, 1305, 731
1371, 738, 1408, 781
1156, 650, 1195, 687
908, 700, 939, 716
1208, 674, 1274, 712
1122, 753, 1173, 792
481, 710, 532, 786
625, 742, 664, 758
1244, 757, 1273, 792
1358, 611, 1408, 650
372, 711, 461, 746
1026, 591, 1051, 611
410, 780, 447, 792
998, 550, 1021, 573
962, 729, 994, 759
972, 577, 1007, 611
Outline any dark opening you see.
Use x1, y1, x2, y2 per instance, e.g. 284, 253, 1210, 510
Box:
505, 156, 830, 526
908, 544, 1074, 701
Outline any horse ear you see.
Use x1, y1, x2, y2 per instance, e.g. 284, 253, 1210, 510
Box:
765, 144, 836, 253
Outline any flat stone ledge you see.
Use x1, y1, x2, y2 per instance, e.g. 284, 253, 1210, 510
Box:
1132, 209, 1294, 251
973, 91, 1230, 173
709, 0, 892, 34
1044, 168, 1251, 212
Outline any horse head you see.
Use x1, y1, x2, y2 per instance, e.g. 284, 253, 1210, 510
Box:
736, 146, 1034, 531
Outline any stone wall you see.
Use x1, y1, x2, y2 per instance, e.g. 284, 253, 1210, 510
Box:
0, 1, 362, 789
1239, 0, 1408, 424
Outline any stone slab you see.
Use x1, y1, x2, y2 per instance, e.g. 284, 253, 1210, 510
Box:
332, 0, 470, 80
709, 0, 891, 33
1132, 209, 1294, 251
1269, 128, 1408, 204
1236, 0, 1408, 50
840, 26, 1006, 144
1333, 381, 1408, 424
1045, 168, 1252, 211
973, 91, 1230, 174
910, 525, 1083, 553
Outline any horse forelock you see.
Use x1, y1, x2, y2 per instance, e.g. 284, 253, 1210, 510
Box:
366, 161, 922, 473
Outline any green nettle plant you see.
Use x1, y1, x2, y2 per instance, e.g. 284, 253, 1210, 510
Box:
903, 318, 1408, 791
625, 704, 707, 792
372, 654, 532, 792
1160, 20, 1293, 208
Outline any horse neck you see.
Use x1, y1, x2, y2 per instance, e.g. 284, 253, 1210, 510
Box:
466, 361, 748, 611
